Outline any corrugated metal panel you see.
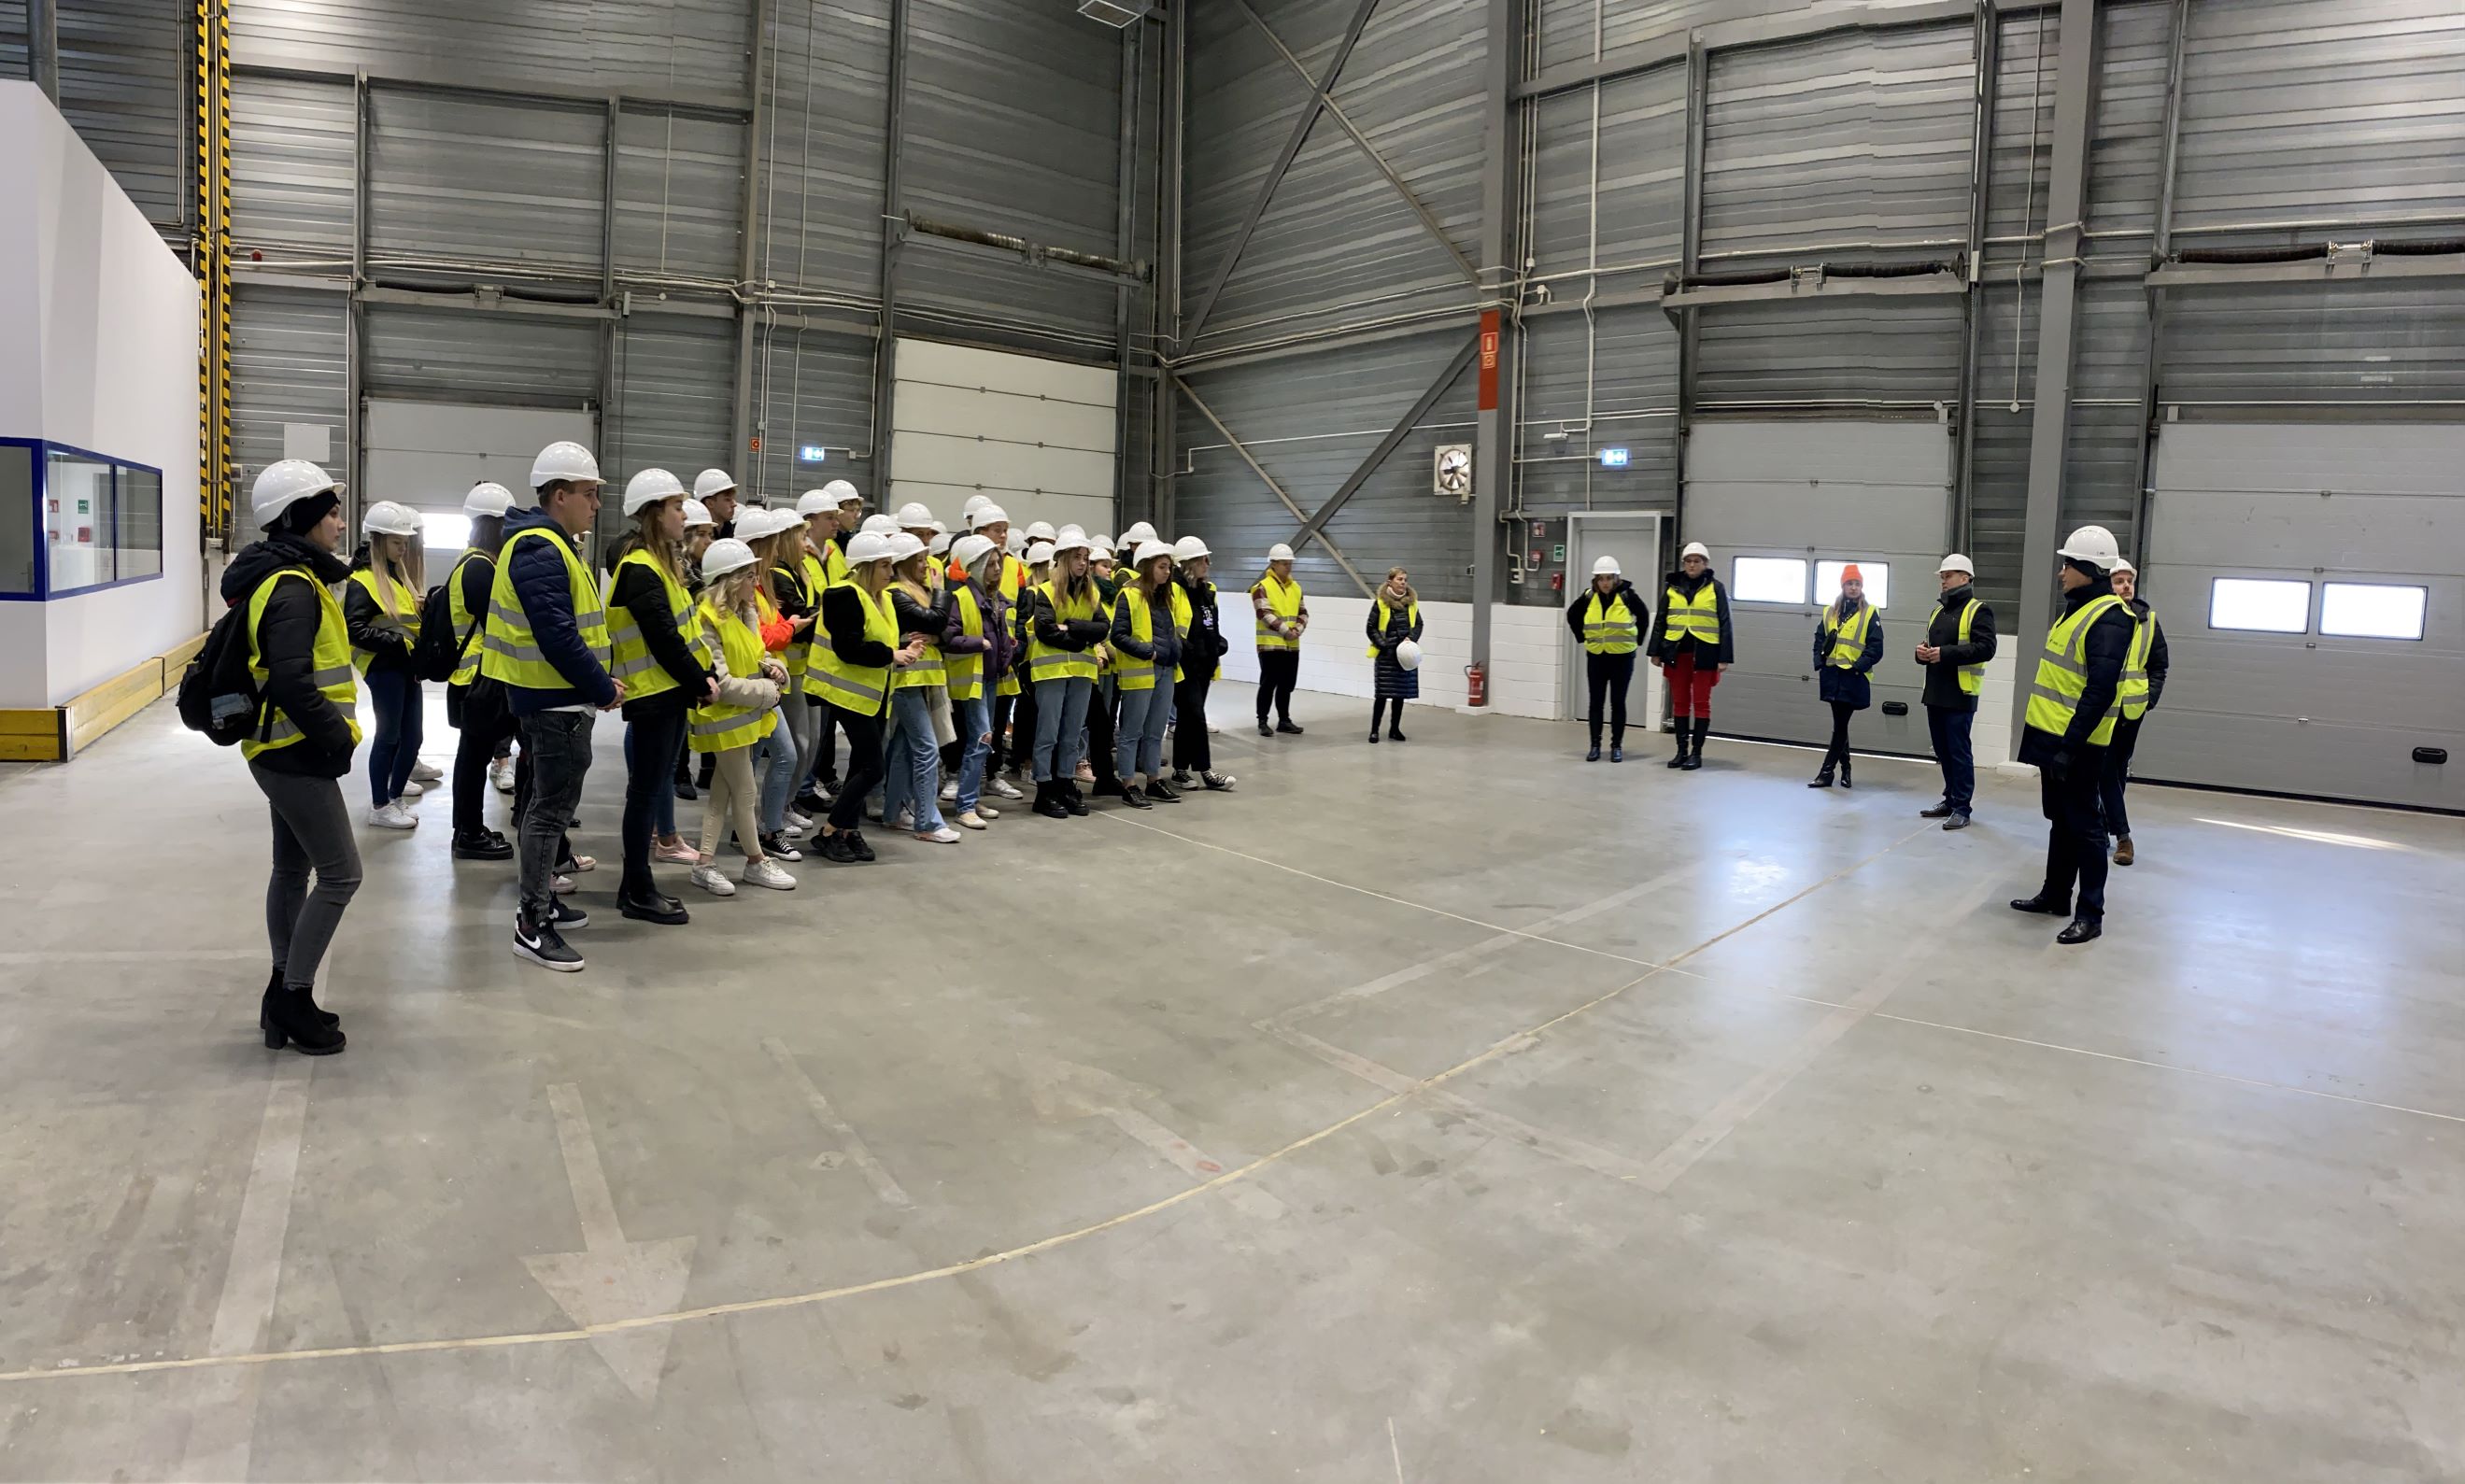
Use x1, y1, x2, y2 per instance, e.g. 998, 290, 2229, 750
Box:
229, 0, 753, 105
2173, 0, 2465, 233
1985, 7, 2053, 248
1535, 0, 1828, 78
1527, 64, 1687, 287
749, 324, 878, 506
1693, 296, 1965, 409
607, 316, 734, 482
44, 0, 184, 225
229, 285, 349, 486
614, 106, 744, 284
367, 89, 606, 276
2061, 277, 2147, 545
2160, 278, 2465, 409
1964, 279, 2037, 611
758, 0, 889, 307
362, 306, 601, 405
2084, 0, 2170, 238
1516, 305, 1679, 514
1700, 22, 1975, 263
1177, 329, 1478, 602
231, 73, 356, 257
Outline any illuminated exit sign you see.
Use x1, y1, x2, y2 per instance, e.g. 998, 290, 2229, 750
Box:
1597, 446, 1630, 469
798, 445, 828, 463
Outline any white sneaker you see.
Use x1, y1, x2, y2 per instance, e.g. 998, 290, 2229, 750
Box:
939, 781, 958, 805
490, 757, 517, 793
976, 803, 1000, 820
397, 778, 425, 799
989, 777, 1023, 800
785, 809, 813, 831
551, 873, 575, 896
956, 810, 987, 830
744, 857, 797, 891
367, 801, 417, 830
916, 826, 961, 844
891, 805, 914, 832
690, 863, 737, 897
410, 760, 444, 784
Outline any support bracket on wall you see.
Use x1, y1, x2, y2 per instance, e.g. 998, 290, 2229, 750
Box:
1658, 261, 1968, 316
1171, 374, 1375, 598
2146, 246, 2465, 290
1284, 335, 1480, 557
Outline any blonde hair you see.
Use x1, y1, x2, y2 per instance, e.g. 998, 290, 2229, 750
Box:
375, 532, 424, 607
632, 504, 686, 586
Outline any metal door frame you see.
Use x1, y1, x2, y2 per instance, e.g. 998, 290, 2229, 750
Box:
1564, 511, 1664, 728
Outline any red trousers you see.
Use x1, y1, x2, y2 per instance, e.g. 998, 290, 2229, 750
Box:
1662, 652, 1721, 718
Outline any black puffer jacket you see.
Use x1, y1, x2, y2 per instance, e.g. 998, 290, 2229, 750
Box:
340, 546, 417, 677
1564, 580, 1647, 647
1919, 584, 1997, 713
1177, 575, 1225, 680
220, 533, 359, 779
1642, 570, 1735, 666
2018, 574, 2135, 765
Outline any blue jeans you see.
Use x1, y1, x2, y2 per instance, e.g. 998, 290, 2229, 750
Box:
623, 721, 676, 839
881, 687, 946, 831
1032, 676, 1093, 783
752, 707, 798, 835
1927, 703, 1976, 815
953, 692, 992, 814
1115, 683, 1169, 781
363, 667, 423, 807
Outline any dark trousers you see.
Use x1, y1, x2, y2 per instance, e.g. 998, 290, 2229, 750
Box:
1006, 685, 1037, 773
1088, 677, 1120, 786
1926, 704, 1976, 815
1255, 649, 1299, 724
2101, 714, 2143, 840
992, 690, 1019, 773
1823, 700, 1856, 768
807, 698, 842, 786
449, 679, 518, 839
2039, 746, 2111, 918
619, 702, 688, 898
1583, 651, 1635, 744
1173, 671, 1213, 772
516, 711, 595, 923
249, 765, 362, 995
826, 704, 886, 832
363, 667, 424, 808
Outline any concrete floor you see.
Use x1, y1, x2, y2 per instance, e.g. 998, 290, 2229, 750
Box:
0, 686, 2458, 1482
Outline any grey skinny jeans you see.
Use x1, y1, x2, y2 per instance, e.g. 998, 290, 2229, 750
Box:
248, 764, 363, 995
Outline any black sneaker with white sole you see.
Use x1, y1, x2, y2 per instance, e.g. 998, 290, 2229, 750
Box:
549, 897, 589, 930
514, 911, 585, 971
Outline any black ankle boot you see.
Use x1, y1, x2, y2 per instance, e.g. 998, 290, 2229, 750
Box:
1034, 781, 1070, 819
1679, 719, 1707, 770
1839, 755, 1852, 789
1586, 740, 1602, 762
262, 969, 340, 1029
1666, 727, 1690, 769
262, 987, 346, 1054
1061, 784, 1089, 817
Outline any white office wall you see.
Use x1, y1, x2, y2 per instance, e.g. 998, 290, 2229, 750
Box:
888, 339, 1114, 536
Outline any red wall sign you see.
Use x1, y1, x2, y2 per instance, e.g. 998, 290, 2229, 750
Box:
1477, 310, 1501, 411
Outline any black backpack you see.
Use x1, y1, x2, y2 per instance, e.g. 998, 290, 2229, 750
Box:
409, 573, 483, 683
177, 600, 269, 747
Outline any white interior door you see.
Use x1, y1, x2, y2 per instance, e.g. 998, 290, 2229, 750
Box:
364, 401, 595, 564
889, 340, 1115, 536
1565, 512, 1663, 730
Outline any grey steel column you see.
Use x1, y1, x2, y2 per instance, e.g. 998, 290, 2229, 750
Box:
27, 0, 59, 105
1468, 0, 1522, 682
870, 0, 912, 500
1155, 0, 1185, 534
730, 0, 773, 484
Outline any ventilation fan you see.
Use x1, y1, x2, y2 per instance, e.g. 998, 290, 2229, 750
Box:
1433, 444, 1473, 500
1077, 0, 1150, 26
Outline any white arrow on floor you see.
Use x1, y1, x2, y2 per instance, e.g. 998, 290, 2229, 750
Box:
1021, 1052, 1284, 1221
523, 1083, 697, 1403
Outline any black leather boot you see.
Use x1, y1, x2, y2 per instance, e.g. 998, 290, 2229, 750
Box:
1679, 719, 1707, 770
262, 987, 346, 1054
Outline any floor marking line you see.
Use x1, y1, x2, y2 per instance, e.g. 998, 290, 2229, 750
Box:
1662, 822, 1939, 968
764, 1038, 914, 1208
176, 1064, 310, 1478
545, 1083, 625, 1251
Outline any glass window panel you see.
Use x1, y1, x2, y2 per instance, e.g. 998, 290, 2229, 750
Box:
1731, 556, 1807, 604
45, 449, 117, 591
0, 446, 33, 594
2318, 582, 2426, 641
114, 465, 163, 580
1815, 559, 1890, 610
2209, 577, 2310, 634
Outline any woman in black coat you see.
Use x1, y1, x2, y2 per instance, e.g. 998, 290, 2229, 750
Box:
1808, 565, 1884, 788
1565, 556, 1649, 761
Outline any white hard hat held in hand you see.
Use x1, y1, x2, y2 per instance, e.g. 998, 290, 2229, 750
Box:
623, 468, 687, 516
250, 460, 343, 527
531, 442, 601, 488
2057, 524, 2122, 568
1395, 639, 1423, 671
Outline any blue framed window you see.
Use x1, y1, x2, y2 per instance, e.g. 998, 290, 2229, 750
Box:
0, 438, 165, 601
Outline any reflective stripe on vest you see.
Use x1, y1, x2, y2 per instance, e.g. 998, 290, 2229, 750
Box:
1026, 581, 1101, 682
2118, 604, 2157, 720
1364, 597, 1420, 658
1254, 573, 1304, 651
347, 566, 420, 673
243, 569, 362, 760
1113, 585, 1176, 692
605, 549, 704, 701
809, 582, 898, 715
946, 586, 988, 700
1581, 591, 1639, 655
446, 550, 491, 686
1928, 598, 1985, 696
2024, 593, 2128, 746
479, 528, 613, 690
1662, 583, 1721, 645
800, 553, 830, 647
1820, 602, 1875, 669
687, 600, 771, 753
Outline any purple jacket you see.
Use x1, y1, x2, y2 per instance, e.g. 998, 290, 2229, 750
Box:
942, 579, 1015, 685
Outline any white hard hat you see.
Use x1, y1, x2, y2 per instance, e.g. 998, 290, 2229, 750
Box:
361, 500, 421, 538
1025, 541, 1055, 565
1006, 530, 1028, 557
1133, 540, 1175, 567
531, 441, 601, 488
700, 537, 757, 583
1395, 638, 1423, 671
1267, 543, 1296, 562
249, 459, 343, 528
1054, 530, 1092, 556
953, 533, 997, 570
734, 507, 784, 542
824, 478, 862, 507
894, 502, 938, 530
860, 514, 900, 536
1024, 520, 1057, 543
1089, 536, 1115, 560
1591, 555, 1621, 577
928, 531, 952, 557
1680, 541, 1710, 561
845, 530, 898, 565
681, 499, 715, 530
693, 468, 738, 502
622, 467, 687, 516
1091, 533, 1113, 552
796, 488, 834, 517
886, 531, 927, 562
970, 502, 1009, 530
1056, 524, 1087, 545
462, 482, 515, 518
1122, 521, 1158, 547
961, 495, 991, 520
1937, 553, 1975, 575
2111, 557, 2136, 577
1174, 535, 1211, 562
2057, 524, 2122, 568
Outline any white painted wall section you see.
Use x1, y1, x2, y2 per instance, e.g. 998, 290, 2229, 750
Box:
889, 339, 1113, 537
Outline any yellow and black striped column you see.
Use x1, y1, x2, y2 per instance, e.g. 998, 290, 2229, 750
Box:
193, 0, 233, 538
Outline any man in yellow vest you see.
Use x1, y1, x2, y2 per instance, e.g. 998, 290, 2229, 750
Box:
2010, 525, 2137, 944
1252, 542, 1309, 736
484, 442, 622, 972
1916, 553, 1998, 830
2101, 557, 2170, 868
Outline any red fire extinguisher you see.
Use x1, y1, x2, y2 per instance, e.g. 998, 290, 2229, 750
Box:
1466, 660, 1488, 708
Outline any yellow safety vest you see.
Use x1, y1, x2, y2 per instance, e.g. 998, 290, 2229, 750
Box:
480, 528, 612, 692
945, 585, 990, 700
605, 549, 705, 703
773, 563, 815, 682
1928, 598, 1985, 697
1026, 581, 1101, 683
347, 566, 421, 673
1113, 584, 1185, 692
890, 581, 945, 690
1365, 597, 1420, 658
1661, 582, 1721, 646
2025, 593, 2128, 747
1820, 601, 1876, 669
446, 550, 492, 686
808, 582, 898, 717
688, 600, 772, 754
800, 552, 830, 646
1581, 591, 1639, 655
947, 552, 1029, 602
1254, 572, 1304, 651
823, 540, 851, 587
2118, 603, 2157, 721
242, 569, 361, 761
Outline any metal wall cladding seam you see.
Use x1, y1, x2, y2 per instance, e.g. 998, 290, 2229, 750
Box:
2061, 276, 2148, 546
367, 90, 608, 276
361, 305, 602, 404
1177, 329, 1480, 601
231, 73, 357, 257
1535, 0, 1821, 78
1699, 22, 1976, 264
1527, 64, 1687, 285
2084, 0, 2170, 237
1693, 295, 1965, 408
749, 325, 877, 506
230, 285, 351, 484
2160, 277, 2465, 409
758, 0, 889, 304
1517, 304, 1680, 498
2174, 0, 2465, 233
1985, 7, 2055, 247
1179, 0, 1309, 320
53, 0, 184, 224
1963, 279, 2038, 611
615, 107, 744, 284
896, 0, 1124, 347
229, 0, 753, 105
607, 315, 734, 484
1, 4, 24, 77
